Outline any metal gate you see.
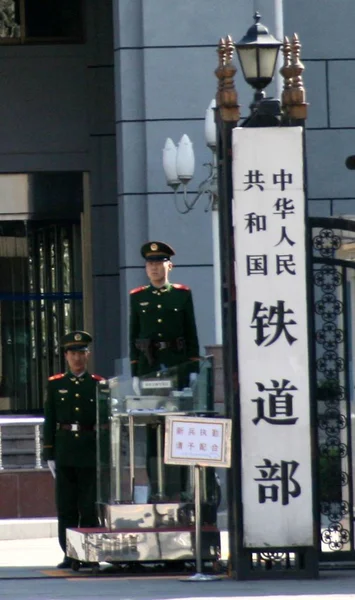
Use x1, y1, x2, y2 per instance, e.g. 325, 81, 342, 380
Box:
311, 216, 355, 562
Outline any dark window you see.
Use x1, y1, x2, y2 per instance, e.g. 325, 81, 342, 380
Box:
0, 0, 83, 43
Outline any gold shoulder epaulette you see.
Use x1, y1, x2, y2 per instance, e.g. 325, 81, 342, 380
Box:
172, 283, 190, 291
48, 373, 65, 381
91, 374, 104, 381
130, 285, 148, 294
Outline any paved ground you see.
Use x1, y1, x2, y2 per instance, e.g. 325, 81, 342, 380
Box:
0, 537, 62, 567
1, 566, 355, 600
1, 537, 355, 599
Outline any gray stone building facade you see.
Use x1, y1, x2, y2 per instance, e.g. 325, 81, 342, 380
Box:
0, 0, 354, 412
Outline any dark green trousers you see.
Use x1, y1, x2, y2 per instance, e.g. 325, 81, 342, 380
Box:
55, 465, 98, 554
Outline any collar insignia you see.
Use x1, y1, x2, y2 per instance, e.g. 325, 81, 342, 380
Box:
151, 284, 170, 294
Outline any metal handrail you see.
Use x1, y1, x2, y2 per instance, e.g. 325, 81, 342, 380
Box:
0, 417, 44, 470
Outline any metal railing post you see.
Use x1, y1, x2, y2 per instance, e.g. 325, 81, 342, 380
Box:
0, 426, 3, 470
34, 424, 42, 469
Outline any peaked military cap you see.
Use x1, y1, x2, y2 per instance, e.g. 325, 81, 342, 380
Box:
141, 241, 175, 262
61, 330, 92, 351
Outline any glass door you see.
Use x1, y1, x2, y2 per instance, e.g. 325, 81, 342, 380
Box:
0, 220, 83, 413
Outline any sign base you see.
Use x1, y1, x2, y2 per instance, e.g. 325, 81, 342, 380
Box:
182, 572, 222, 582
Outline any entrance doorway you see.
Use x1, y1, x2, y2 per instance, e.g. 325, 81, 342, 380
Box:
0, 171, 85, 413
0, 220, 83, 413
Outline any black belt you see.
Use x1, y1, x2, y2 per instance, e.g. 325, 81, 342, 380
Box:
154, 341, 171, 350
57, 423, 95, 432
136, 338, 185, 351
135, 337, 185, 366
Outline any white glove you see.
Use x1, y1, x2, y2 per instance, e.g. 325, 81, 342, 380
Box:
189, 372, 197, 386
47, 460, 56, 479
132, 377, 141, 396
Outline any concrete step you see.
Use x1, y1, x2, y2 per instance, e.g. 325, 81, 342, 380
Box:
2, 431, 42, 438
0, 518, 57, 540
2, 447, 39, 457
1, 457, 44, 469
0, 420, 43, 470
1, 425, 43, 437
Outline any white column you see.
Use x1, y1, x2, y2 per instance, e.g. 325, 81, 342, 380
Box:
273, 0, 284, 100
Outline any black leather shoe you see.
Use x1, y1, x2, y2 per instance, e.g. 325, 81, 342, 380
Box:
57, 556, 71, 569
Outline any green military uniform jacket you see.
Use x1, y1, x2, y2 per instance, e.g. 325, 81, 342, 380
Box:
42, 371, 103, 467
129, 282, 199, 377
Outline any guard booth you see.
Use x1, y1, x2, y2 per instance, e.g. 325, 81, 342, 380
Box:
310, 216, 355, 564
65, 357, 222, 572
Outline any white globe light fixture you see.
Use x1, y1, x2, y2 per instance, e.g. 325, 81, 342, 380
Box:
163, 138, 179, 189
162, 99, 222, 344
205, 99, 217, 150
176, 134, 195, 185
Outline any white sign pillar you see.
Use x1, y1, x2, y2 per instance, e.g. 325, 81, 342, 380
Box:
232, 127, 314, 548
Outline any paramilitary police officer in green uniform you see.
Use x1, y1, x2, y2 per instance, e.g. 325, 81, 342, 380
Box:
129, 241, 200, 499
42, 331, 104, 569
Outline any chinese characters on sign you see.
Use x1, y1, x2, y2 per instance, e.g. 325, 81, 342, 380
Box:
232, 127, 313, 547
164, 416, 231, 467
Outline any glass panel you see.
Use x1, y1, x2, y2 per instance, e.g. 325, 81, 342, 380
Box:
237, 47, 257, 80
258, 47, 279, 79
96, 357, 219, 510
0, 0, 20, 38
0, 223, 29, 411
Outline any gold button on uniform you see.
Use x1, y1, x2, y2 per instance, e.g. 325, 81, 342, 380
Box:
75, 380, 79, 385
157, 305, 162, 309
75, 393, 80, 398
75, 407, 79, 412
157, 319, 162, 323
75, 433, 79, 438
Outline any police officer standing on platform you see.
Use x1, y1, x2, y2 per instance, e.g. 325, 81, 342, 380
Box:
129, 241, 200, 499
42, 331, 104, 569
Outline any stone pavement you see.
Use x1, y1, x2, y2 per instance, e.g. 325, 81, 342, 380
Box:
0, 564, 355, 600
1, 521, 355, 599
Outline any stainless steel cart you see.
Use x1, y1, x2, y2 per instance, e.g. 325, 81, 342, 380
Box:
66, 358, 221, 571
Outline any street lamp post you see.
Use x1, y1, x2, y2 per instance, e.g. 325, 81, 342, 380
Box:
214, 33, 243, 578
215, 15, 312, 580
162, 100, 222, 344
